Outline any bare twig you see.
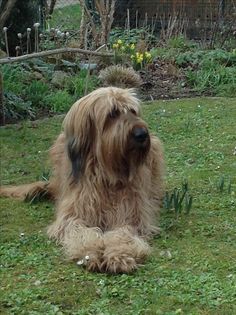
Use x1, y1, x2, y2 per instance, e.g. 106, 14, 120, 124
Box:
135, 10, 138, 29
0, 47, 114, 65
127, 8, 130, 34
95, 0, 116, 45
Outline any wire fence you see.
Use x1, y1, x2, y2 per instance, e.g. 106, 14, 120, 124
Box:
46, 0, 236, 36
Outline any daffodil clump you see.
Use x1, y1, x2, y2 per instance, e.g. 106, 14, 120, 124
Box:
112, 39, 135, 54
130, 51, 152, 70
112, 39, 152, 70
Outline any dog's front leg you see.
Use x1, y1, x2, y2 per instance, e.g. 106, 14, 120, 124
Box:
48, 220, 105, 272
101, 226, 150, 273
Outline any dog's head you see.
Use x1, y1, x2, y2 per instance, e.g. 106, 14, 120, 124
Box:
64, 87, 150, 185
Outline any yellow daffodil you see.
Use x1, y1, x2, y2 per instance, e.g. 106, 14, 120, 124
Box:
130, 43, 135, 50
137, 56, 143, 63
145, 52, 152, 59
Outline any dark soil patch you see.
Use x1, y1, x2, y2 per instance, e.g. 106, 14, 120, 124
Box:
138, 59, 203, 101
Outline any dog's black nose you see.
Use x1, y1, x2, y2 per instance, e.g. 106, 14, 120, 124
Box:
132, 127, 149, 142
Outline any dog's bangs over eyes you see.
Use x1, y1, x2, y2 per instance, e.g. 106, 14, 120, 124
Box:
109, 108, 120, 119
109, 106, 138, 119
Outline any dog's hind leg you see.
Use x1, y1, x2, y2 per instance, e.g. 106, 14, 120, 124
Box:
101, 226, 151, 274
0, 181, 55, 201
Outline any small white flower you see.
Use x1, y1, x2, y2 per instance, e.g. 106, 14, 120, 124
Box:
17, 33, 22, 38
160, 250, 172, 259
210, 139, 213, 142
38, 151, 41, 153
77, 259, 84, 266
27, 28, 31, 32
198, 105, 201, 108
66, 32, 70, 37
85, 255, 90, 260
3, 27, 8, 32
34, 280, 41, 286
20, 232, 25, 237
34, 23, 40, 28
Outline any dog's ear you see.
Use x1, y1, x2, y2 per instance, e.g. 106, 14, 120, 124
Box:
67, 116, 94, 180
63, 97, 96, 180
67, 135, 92, 180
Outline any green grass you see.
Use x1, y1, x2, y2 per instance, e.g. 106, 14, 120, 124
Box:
0, 97, 236, 315
48, 4, 81, 30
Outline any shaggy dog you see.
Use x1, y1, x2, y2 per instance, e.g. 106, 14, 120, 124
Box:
0, 87, 164, 273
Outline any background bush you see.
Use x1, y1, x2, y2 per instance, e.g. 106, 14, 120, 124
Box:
44, 90, 75, 113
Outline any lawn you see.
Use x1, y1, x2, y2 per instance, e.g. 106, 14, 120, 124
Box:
49, 4, 81, 30
0, 97, 236, 315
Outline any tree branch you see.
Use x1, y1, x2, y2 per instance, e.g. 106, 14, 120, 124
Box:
0, 47, 113, 65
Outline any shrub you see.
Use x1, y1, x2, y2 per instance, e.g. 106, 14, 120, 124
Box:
4, 91, 35, 121
167, 35, 196, 51
2, 64, 29, 95
66, 70, 99, 98
174, 48, 236, 96
44, 90, 75, 113
186, 64, 236, 96
175, 49, 236, 68
24, 81, 49, 107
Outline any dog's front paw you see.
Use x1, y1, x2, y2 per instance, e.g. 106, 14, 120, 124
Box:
86, 253, 103, 272
76, 251, 103, 272
101, 252, 137, 274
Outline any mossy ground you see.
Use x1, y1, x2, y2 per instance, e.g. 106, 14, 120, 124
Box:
0, 97, 236, 315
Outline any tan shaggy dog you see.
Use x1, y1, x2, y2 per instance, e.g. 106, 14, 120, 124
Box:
0, 87, 164, 273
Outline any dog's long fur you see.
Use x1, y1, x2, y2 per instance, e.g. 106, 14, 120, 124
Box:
0, 87, 164, 273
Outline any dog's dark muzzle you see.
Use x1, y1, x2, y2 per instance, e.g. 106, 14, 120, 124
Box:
132, 127, 149, 143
